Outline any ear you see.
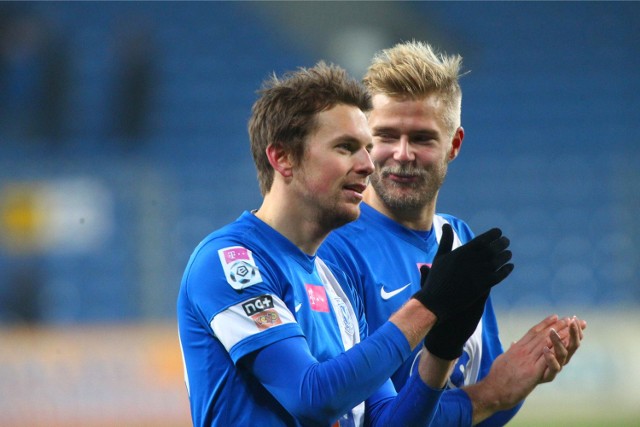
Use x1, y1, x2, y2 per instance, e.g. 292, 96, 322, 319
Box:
448, 126, 464, 161
265, 143, 294, 178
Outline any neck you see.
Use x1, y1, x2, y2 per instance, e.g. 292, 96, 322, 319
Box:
362, 186, 437, 231
254, 190, 328, 256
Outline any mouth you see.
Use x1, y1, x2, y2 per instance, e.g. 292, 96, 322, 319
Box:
343, 182, 368, 199
386, 172, 420, 184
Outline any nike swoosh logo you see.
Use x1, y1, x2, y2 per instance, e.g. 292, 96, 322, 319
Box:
295, 303, 302, 312
380, 283, 411, 300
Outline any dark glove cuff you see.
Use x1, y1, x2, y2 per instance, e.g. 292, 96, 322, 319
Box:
411, 290, 444, 322
423, 335, 463, 361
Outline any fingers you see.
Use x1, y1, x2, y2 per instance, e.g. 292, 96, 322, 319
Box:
563, 316, 585, 365
469, 227, 503, 247
541, 346, 562, 383
435, 224, 454, 258
517, 314, 559, 347
491, 249, 513, 269
419, 265, 430, 287
489, 235, 510, 254
550, 328, 569, 365
488, 263, 514, 287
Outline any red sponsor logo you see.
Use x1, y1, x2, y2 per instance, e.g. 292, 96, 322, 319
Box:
251, 309, 282, 330
305, 284, 329, 312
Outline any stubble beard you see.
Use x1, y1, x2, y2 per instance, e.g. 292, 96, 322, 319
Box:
369, 162, 447, 212
315, 198, 360, 231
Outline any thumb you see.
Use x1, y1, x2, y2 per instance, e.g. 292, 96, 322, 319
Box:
435, 223, 454, 259
419, 264, 430, 287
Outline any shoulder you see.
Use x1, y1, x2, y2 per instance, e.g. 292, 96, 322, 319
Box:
182, 216, 268, 293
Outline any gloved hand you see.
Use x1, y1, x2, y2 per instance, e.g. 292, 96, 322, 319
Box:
421, 264, 490, 360
412, 224, 513, 323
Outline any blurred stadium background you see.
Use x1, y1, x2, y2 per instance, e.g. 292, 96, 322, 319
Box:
0, 2, 638, 425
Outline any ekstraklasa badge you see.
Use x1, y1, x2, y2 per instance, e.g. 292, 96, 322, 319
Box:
218, 246, 262, 290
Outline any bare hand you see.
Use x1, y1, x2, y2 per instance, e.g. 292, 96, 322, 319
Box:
466, 314, 586, 424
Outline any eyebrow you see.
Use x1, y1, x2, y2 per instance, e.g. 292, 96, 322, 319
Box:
371, 126, 397, 135
372, 127, 440, 138
334, 134, 371, 148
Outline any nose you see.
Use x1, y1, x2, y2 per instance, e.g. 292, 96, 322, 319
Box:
356, 148, 375, 176
394, 136, 414, 162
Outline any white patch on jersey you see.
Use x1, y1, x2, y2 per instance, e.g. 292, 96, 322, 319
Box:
433, 215, 463, 249
315, 257, 360, 351
458, 321, 483, 386
178, 333, 190, 396
211, 293, 295, 352
315, 257, 363, 426
217, 246, 263, 290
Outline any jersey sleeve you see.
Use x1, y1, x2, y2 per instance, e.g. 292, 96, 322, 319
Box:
244, 322, 445, 426
181, 237, 304, 363
365, 372, 444, 427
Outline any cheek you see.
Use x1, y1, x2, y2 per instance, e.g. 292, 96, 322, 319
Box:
303, 163, 339, 194
369, 146, 391, 166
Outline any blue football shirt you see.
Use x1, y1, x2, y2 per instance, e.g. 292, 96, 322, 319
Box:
178, 210, 414, 426
320, 203, 518, 426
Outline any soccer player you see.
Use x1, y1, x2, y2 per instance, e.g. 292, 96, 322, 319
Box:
177, 62, 519, 426
319, 41, 586, 426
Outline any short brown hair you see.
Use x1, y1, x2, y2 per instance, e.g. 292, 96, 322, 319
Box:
249, 61, 372, 195
364, 41, 464, 136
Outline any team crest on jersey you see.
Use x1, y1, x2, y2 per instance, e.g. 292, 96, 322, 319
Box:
218, 246, 263, 290
333, 297, 354, 336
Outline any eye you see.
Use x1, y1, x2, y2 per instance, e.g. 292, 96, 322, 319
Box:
374, 132, 397, 143
336, 142, 353, 152
412, 134, 438, 145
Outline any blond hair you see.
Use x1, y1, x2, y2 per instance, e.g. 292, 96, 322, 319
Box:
364, 41, 464, 135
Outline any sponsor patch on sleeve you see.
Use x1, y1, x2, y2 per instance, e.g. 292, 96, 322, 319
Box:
218, 246, 263, 290
211, 294, 295, 352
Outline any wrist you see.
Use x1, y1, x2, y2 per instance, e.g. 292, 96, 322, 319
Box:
464, 379, 505, 425
389, 299, 437, 349
419, 347, 455, 389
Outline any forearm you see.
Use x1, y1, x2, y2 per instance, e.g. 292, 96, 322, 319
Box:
389, 298, 437, 349
417, 348, 455, 390
246, 323, 411, 425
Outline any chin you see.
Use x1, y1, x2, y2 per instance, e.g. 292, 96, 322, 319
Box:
323, 206, 360, 230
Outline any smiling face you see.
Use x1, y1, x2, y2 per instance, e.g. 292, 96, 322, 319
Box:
294, 103, 374, 230
367, 93, 461, 217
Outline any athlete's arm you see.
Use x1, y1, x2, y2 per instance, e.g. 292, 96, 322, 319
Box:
242, 321, 445, 426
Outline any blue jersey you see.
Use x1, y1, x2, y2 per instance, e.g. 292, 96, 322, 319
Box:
178, 211, 368, 426
177, 211, 445, 427
320, 203, 520, 426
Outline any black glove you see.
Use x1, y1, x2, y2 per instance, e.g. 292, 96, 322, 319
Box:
421, 265, 490, 360
412, 224, 513, 323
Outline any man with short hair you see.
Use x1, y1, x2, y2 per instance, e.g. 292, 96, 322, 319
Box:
320, 41, 586, 426
177, 61, 524, 426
